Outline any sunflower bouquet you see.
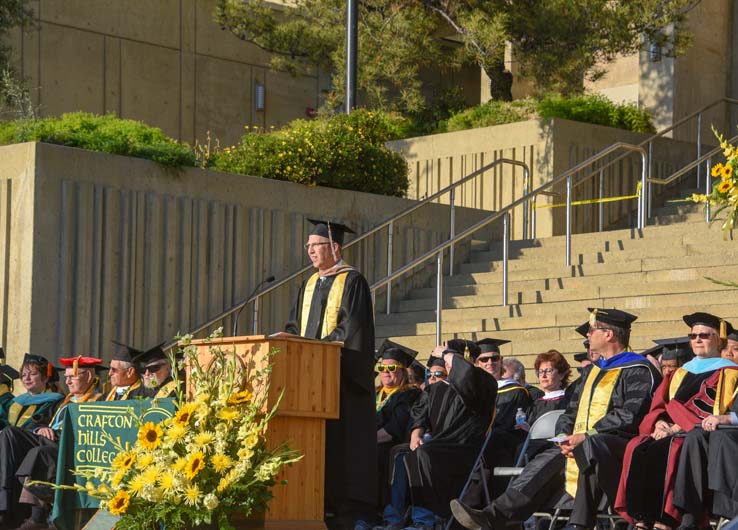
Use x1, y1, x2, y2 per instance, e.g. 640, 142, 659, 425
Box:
690, 128, 738, 238
69, 329, 301, 530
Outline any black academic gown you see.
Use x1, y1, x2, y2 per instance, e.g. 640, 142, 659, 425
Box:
405, 356, 497, 517
377, 386, 422, 508
285, 268, 377, 516
486, 381, 532, 483
517, 391, 570, 463
482, 357, 661, 528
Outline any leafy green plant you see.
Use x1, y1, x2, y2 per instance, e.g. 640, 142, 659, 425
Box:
212, 109, 409, 197
0, 112, 196, 166
445, 98, 538, 132
537, 94, 655, 133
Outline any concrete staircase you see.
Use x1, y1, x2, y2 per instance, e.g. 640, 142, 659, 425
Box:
375, 200, 738, 371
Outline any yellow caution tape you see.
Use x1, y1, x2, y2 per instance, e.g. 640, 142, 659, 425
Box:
533, 182, 642, 210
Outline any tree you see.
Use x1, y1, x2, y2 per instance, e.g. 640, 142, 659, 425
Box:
0, 0, 35, 119
215, 0, 700, 109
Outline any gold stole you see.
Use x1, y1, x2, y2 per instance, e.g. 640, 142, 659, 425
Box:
669, 366, 738, 414
565, 365, 621, 498
155, 380, 178, 399
299, 271, 349, 338
105, 379, 143, 401
498, 385, 530, 397
48, 384, 101, 428
8, 401, 37, 427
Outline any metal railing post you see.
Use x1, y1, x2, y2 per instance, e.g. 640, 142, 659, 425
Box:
252, 297, 259, 334
639, 151, 647, 230
449, 188, 456, 276
502, 212, 509, 306
598, 169, 604, 232
522, 168, 529, 239
706, 159, 711, 223
386, 222, 393, 314
566, 175, 572, 267
697, 112, 703, 189
645, 142, 653, 219
531, 197, 537, 240
435, 252, 443, 346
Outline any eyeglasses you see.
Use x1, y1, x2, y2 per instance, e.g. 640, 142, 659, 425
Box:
375, 363, 403, 373
304, 242, 331, 251
688, 332, 715, 340
428, 370, 446, 378
536, 368, 557, 376
477, 355, 500, 364
144, 363, 166, 373
588, 326, 612, 334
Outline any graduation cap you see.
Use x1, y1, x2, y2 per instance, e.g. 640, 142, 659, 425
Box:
59, 355, 103, 376
307, 219, 355, 247
573, 352, 589, 363
683, 312, 730, 339
376, 339, 418, 368
21, 353, 57, 381
111, 340, 143, 364
0, 347, 18, 385
575, 322, 590, 338
587, 308, 638, 330
446, 339, 481, 361
426, 356, 446, 369
475, 338, 510, 361
132, 342, 169, 368
654, 336, 694, 364
727, 320, 738, 342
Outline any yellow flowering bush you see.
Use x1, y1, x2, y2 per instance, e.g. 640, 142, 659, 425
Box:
66, 329, 301, 530
690, 129, 738, 238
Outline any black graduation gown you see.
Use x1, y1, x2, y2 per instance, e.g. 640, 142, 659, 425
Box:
481, 358, 661, 527
486, 382, 532, 478
285, 269, 377, 512
526, 384, 545, 401
377, 386, 422, 508
405, 356, 497, 517
517, 391, 570, 463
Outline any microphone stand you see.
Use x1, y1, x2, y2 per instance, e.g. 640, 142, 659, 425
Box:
232, 275, 276, 336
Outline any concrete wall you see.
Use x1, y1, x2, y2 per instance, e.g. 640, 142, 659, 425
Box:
5, 0, 326, 147
387, 118, 697, 239
0, 142, 488, 369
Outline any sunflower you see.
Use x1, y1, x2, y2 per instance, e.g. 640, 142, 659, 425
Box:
184, 484, 201, 506
108, 489, 130, 516
712, 163, 724, 177
112, 450, 136, 472
184, 451, 206, 480
216, 406, 239, 422
718, 180, 734, 194
227, 389, 253, 405
173, 403, 198, 426
721, 164, 733, 180
137, 422, 163, 450
211, 453, 233, 474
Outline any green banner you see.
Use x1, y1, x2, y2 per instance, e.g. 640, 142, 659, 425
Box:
51, 399, 175, 530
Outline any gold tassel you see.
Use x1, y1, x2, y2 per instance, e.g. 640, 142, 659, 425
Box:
72, 355, 81, 376
589, 309, 598, 327
721, 319, 728, 340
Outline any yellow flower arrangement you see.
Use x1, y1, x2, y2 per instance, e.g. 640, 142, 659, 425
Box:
691, 129, 738, 238
57, 329, 301, 530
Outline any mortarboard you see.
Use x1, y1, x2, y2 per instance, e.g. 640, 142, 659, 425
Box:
728, 320, 738, 342
0, 347, 19, 382
132, 342, 169, 367
573, 352, 589, 363
575, 322, 590, 338
426, 356, 446, 369
683, 312, 731, 339
588, 308, 638, 330
475, 338, 510, 361
376, 339, 418, 368
111, 340, 142, 364
446, 339, 481, 361
22, 353, 57, 381
307, 219, 355, 247
653, 336, 694, 363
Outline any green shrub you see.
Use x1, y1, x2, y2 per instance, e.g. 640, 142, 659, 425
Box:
445, 98, 538, 132
212, 109, 409, 197
537, 94, 656, 133
0, 112, 196, 166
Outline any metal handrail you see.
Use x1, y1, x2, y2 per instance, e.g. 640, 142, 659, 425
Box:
648, 132, 738, 223
370, 142, 647, 345
174, 157, 530, 344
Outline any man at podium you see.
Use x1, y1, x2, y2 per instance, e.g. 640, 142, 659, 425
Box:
285, 219, 377, 530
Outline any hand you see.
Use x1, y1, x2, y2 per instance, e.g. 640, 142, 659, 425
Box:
515, 422, 530, 432
36, 427, 55, 441
559, 433, 585, 457
702, 414, 732, 432
410, 429, 424, 451
430, 346, 446, 359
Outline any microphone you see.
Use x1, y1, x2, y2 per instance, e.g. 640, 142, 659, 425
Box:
232, 275, 276, 336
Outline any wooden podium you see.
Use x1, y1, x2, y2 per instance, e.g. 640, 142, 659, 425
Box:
188, 335, 341, 530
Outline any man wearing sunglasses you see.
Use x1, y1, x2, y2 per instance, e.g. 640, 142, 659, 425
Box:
426, 357, 448, 385
134, 343, 178, 399
284, 219, 376, 530
452, 307, 661, 530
